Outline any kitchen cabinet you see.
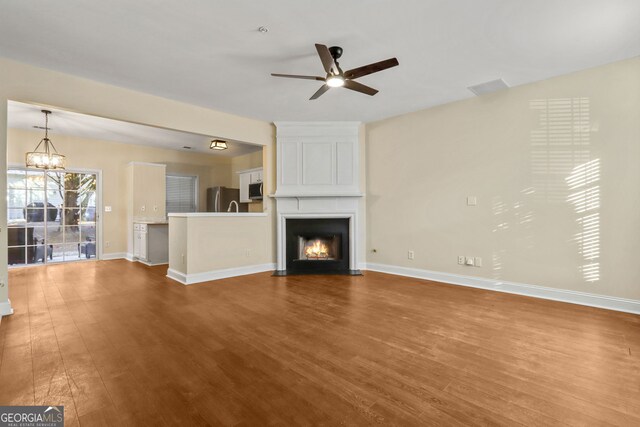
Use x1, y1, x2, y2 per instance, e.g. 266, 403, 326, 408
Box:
126, 162, 167, 258
127, 162, 166, 221
133, 222, 168, 265
239, 172, 251, 203
251, 170, 263, 183
238, 167, 263, 203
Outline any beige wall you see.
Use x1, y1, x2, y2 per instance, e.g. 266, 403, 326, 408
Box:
0, 57, 275, 309
366, 57, 640, 300
168, 217, 188, 272
8, 128, 233, 256
187, 215, 271, 274
230, 150, 263, 187
168, 214, 271, 280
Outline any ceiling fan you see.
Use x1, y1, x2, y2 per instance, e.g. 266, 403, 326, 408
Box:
271, 44, 399, 100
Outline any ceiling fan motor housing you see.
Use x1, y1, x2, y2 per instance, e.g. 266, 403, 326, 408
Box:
329, 46, 343, 60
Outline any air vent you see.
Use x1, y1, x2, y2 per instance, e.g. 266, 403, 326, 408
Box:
182, 146, 192, 149
468, 78, 509, 96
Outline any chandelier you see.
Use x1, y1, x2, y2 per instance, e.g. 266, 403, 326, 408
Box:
25, 110, 66, 170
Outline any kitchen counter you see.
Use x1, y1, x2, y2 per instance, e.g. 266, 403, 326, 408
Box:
168, 212, 267, 218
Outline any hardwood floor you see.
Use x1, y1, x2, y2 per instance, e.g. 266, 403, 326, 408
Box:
1, 260, 639, 426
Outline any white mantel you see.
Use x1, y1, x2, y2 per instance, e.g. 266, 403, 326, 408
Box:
274, 121, 361, 198
274, 121, 365, 271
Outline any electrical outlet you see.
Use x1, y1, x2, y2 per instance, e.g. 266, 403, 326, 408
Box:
474, 257, 482, 267
141, 205, 146, 212
466, 257, 475, 266
153, 205, 158, 212
458, 255, 465, 265
408, 250, 414, 260
105, 241, 110, 248
246, 249, 251, 257
104, 206, 112, 212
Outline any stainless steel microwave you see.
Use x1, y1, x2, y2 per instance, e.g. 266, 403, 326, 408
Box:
249, 182, 263, 200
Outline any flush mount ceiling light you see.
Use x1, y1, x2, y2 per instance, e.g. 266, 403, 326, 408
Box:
25, 110, 66, 170
210, 139, 228, 150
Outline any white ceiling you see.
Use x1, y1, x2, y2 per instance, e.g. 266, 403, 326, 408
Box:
0, 0, 638, 123
7, 101, 262, 157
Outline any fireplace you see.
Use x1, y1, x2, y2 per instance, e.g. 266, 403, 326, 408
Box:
285, 218, 350, 273
274, 122, 364, 274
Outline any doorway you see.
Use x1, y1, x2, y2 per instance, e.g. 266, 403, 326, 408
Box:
7, 168, 99, 266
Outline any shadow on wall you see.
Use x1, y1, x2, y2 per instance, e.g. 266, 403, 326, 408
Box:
491, 97, 600, 284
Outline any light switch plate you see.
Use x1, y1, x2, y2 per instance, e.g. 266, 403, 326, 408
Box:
104, 206, 112, 212
467, 196, 477, 206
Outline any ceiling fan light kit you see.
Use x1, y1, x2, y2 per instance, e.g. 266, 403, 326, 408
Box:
326, 75, 345, 87
271, 43, 399, 100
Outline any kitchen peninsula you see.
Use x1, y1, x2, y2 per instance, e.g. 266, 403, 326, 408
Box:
166, 212, 272, 285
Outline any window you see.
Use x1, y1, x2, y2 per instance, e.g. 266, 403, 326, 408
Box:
7, 168, 98, 266
166, 175, 198, 213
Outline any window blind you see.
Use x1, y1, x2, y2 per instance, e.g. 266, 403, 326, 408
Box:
166, 175, 197, 213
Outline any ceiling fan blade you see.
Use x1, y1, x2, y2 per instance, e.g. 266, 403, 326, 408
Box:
310, 84, 330, 100
343, 79, 378, 96
315, 44, 337, 75
344, 58, 399, 80
271, 73, 325, 81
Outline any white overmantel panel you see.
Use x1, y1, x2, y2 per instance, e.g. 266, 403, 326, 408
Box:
274, 122, 361, 197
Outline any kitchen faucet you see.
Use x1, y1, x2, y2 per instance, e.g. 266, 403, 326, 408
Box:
227, 200, 239, 213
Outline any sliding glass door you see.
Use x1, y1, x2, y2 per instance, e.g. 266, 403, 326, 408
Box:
7, 168, 98, 266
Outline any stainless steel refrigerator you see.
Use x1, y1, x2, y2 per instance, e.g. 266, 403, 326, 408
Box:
206, 187, 248, 212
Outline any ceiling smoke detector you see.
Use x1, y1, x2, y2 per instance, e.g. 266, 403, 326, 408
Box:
467, 78, 510, 96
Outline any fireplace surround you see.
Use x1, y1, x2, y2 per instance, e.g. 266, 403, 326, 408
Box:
285, 218, 349, 273
274, 122, 365, 275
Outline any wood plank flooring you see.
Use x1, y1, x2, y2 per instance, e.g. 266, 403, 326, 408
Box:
1, 260, 639, 426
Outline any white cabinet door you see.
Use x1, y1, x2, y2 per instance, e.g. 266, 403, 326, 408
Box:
239, 172, 251, 203
139, 232, 148, 261
133, 230, 141, 258
133, 224, 148, 261
250, 170, 263, 183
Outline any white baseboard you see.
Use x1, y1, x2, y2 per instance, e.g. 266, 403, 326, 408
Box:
0, 299, 14, 317
101, 252, 127, 261
138, 260, 168, 267
167, 263, 276, 285
365, 263, 640, 315
166, 268, 188, 284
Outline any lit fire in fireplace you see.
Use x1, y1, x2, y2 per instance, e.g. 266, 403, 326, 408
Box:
305, 239, 330, 259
